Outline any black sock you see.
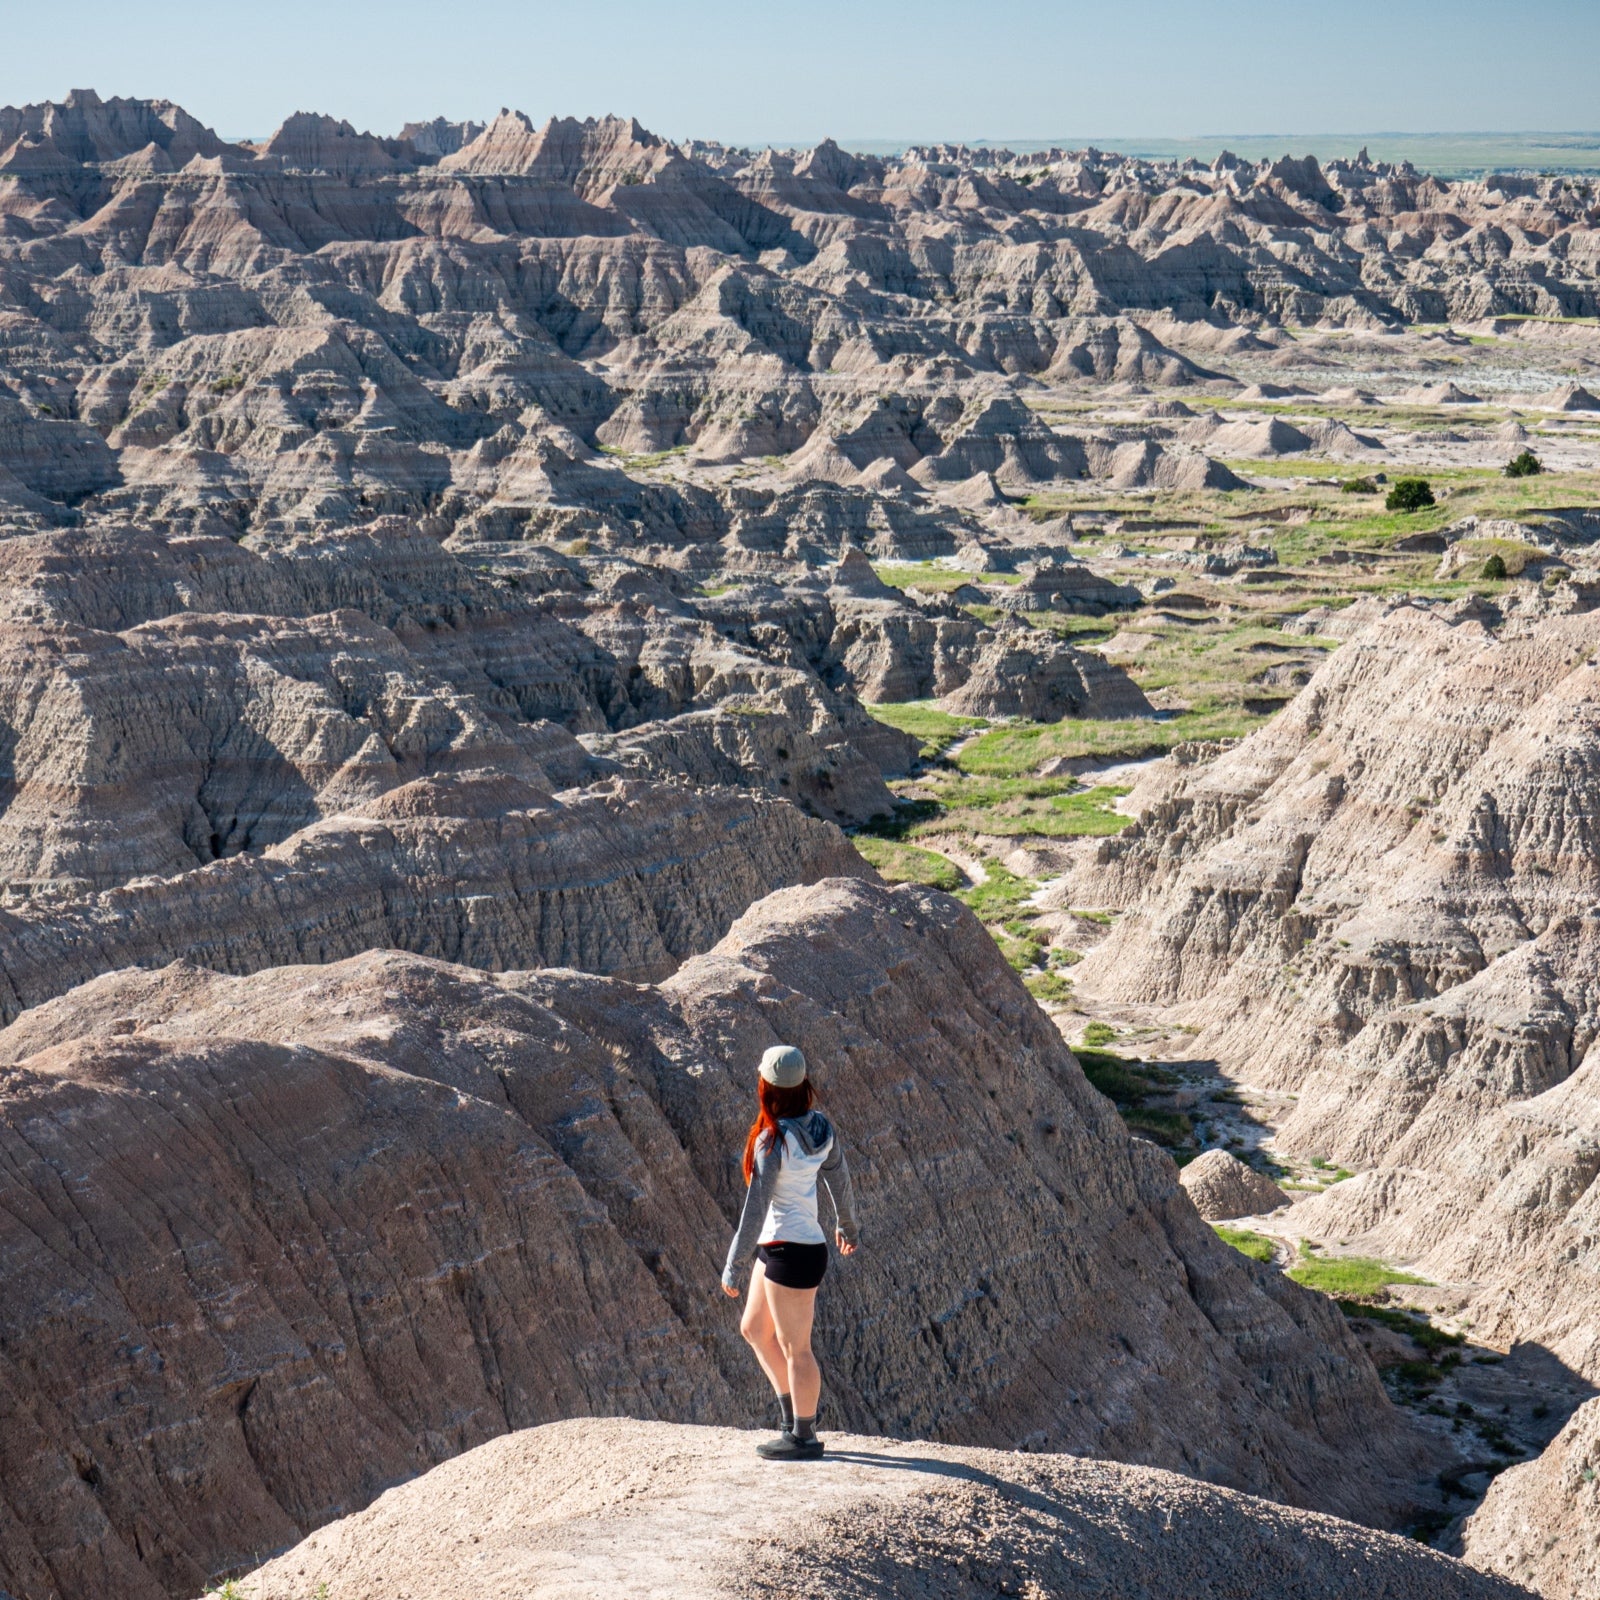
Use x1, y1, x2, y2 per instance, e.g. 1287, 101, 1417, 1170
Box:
794, 1413, 817, 1443
778, 1392, 794, 1432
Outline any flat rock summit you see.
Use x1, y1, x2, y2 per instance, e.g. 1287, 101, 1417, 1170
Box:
238, 1418, 1532, 1600
1, 82, 1598, 1600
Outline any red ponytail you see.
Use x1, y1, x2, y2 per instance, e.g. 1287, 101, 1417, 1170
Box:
742, 1077, 815, 1182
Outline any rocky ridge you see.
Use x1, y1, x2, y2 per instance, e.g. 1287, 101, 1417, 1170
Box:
1460, 1396, 1600, 1598
235, 1418, 1531, 1600
0, 877, 1440, 1599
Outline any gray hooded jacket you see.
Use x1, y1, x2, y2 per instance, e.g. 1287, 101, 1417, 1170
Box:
722, 1109, 858, 1290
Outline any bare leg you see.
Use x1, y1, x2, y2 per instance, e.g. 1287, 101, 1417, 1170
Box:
762, 1278, 820, 1419
739, 1261, 788, 1395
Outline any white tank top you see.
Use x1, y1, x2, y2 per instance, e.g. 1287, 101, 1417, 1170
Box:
759, 1122, 833, 1246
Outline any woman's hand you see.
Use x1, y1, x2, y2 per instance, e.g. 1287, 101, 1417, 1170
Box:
721, 1281, 740, 1298
836, 1230, 856, 1256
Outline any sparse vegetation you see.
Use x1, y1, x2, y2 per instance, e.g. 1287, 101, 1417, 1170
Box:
1023, 970, 1076, 1004
1341, 1303, 1465, 1355
1340, 476, 1379, 494
863, 701, 984, 759
955, 860, 1036, 920
1504, 449, 1543, 478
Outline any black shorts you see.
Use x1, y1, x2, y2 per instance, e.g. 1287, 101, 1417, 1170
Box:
757, 1241, 829, 1290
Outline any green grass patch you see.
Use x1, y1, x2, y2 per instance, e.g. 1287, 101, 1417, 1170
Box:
955, 708, 1254, 778
994, 930, 1046, 971
1047, 785, 1134, 836
864, 700, 984, 759
1215, 1226, 1277, 1263
1124, 1107, 1194, 1147
1074, 1047, 1152, 1103
1024, 970, 1076, 1004
1080, 1021, 1118, 1047
955, 860, 1036, 920
1287, 1245, 1429, 1302
872, 562, 1019, 592
1341, 1303, 1465, 1356
853, 836, 964, 892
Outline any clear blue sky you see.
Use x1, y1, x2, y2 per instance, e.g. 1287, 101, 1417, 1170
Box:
4, 0, 1598, 146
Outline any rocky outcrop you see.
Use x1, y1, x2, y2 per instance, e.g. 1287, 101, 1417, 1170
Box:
238, 1419, 1528, 1600
1460, 1397, 1600, 1599
1179, 1148, 1289, 1220
940, 619, 1153, 720
1075, 597, 1600, 1383
0, 878, 1441, 1599
7, 89, 1600, 545
0, 773, 864, 1015
989, 559, 1142, 616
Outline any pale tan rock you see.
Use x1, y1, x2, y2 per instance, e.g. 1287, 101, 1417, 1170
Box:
940, 618, 1153, 719
0, 773, 865, 1017
1459, 1397, 1600, 1599
238, 1419, 1526, 1600
0, 878, 1442, 1598
1179, 1148, 1288, 1220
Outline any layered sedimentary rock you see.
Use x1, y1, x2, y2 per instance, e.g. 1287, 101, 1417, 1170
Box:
238, 1420, 1528, 1600
8, 91, 1599, 547
0, 772, 863, 1016
1460, 1396, 1600, 1599
0, 878, 1437, 1599
940, 618, 1154, 719
1075, 594, 1600, 1380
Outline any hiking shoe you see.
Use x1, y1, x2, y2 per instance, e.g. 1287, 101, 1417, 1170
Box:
756, 1431, 824, 1461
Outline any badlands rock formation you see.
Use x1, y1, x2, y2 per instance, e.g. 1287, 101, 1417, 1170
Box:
3, 89, 1600, 555
7, 79, 1600, 1600
1179, 1148, 1289, 1220
238, 1419, 1530, 1600
1459, 1396, 1600, 1598
0, 879, 1438, 1599
1077, 592, 1600, 1379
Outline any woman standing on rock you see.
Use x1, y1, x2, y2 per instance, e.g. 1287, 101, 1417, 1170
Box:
722, 1044, 858, 1461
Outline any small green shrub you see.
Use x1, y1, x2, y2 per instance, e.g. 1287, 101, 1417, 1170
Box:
1215, 1225, 1276, 1263
1340, 476, 1379, 494
1481, 553, 1508, 579
1504, 449, 1543, 478
1080, 1021, 1118, 1047
1385, 477, 1435, 512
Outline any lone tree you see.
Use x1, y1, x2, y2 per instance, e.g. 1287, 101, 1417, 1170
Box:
1386, 477, 1435, 512
1505, 449, 1543, 478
